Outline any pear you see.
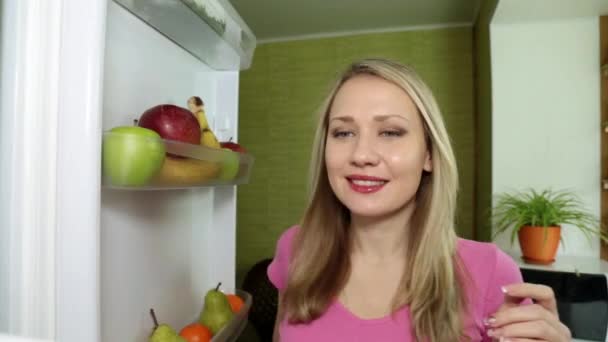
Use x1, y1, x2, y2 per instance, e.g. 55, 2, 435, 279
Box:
149, 308, 186, 342
199, 282, 234, 335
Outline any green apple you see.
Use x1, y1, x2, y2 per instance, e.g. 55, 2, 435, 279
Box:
102, 126, 166, 186
218, 148, 240, 181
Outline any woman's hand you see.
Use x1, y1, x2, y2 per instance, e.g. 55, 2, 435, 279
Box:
485, 283, 571, 342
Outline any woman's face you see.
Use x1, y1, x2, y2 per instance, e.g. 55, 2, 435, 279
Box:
325, 75, 432, 219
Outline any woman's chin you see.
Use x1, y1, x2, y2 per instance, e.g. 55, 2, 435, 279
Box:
345, 205, 395, 219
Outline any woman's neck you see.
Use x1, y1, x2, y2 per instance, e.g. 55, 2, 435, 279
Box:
349, 203, 415, 262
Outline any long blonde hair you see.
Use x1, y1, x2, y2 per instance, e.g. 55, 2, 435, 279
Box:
282, 58, 469, 341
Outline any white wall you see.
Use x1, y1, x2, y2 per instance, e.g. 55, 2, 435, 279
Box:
491, 17, 600, 257
493, 0, 608, 24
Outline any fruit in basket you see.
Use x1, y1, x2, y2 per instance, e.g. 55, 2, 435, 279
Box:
138, 104, 201, 145
187, 96, 220, 149
149, 308, 186, 342
218, 149, 240, 181
226, 294, 244, 313
179, 323, 212, 342
150, 324, 185, 342
199, 282, 234, 335
102, 126, 166, 186
201, 132, 220, 149
155, 155, 220, 186
220, 137, 247, 154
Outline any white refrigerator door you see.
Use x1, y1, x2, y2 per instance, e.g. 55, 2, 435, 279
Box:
99, 2, 239, 340
1, 0, 247, 341
1, 0, 108, 340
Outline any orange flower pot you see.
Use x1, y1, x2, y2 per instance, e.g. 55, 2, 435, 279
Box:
517, 225, 561, 264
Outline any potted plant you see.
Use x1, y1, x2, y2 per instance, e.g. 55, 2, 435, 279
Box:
492, 189, 608, 264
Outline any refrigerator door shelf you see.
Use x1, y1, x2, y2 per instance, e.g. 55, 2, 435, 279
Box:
102, 131, 254, 190
209, 290, 252, 342
112, 0, 256, 70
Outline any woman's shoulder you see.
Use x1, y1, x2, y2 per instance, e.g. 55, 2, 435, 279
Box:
456, 238, 502, 265
275, 225, 300, 252
456, 238, 521, 280
267, 225, 300, 290
456, 238, 524, 315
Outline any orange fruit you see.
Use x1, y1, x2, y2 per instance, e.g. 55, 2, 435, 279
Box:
226, 294, 244, 313
179, 323, 212, 342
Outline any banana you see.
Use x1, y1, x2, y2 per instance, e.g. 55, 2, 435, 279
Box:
194, 107, 210, 130
154, 156, 221, 186
187, 96, 222, 149
196, 109, 221, 148
201, 130, 220, 148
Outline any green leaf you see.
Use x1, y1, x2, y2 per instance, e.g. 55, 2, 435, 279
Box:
490, 188, 602, 247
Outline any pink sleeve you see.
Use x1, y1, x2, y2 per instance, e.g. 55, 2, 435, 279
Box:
483, 247, 529, 316
267, 226, 298, 291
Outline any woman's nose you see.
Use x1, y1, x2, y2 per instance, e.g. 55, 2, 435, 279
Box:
350, 136, 380, 167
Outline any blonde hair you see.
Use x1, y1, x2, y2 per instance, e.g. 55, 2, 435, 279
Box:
282, 58, 469, 341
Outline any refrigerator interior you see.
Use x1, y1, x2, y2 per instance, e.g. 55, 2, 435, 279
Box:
101, 2, 239, 340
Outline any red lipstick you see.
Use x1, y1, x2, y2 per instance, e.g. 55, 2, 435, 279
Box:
347, 175, 388, 194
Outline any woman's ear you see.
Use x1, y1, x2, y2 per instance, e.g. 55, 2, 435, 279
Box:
423, 150, 432, 172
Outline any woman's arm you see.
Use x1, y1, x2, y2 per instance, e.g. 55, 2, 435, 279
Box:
273, 293, 282, 342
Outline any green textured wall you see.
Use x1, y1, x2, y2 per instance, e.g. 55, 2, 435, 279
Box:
236, 27, 476, 288
473, 0, 499, 242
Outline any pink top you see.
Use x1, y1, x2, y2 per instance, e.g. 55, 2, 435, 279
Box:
267, 226, 526, 342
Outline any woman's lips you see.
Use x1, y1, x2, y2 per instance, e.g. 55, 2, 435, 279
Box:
347, 176, 388, 194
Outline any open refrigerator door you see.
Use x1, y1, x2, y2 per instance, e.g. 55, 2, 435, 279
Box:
0, 0, 256, 341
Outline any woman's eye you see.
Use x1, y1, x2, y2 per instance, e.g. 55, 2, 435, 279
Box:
380, 130, 404, 137
332, 130, 354, 138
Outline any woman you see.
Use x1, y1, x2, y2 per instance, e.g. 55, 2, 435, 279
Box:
267, 58, 570, 341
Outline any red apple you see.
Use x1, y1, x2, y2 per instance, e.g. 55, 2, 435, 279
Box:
138, 104, 200, 145
220, 137, 247, 154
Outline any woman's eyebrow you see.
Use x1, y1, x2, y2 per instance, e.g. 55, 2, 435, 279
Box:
373, 114, 409, 122
329, 115, 354, 123
328, 114, 409, 123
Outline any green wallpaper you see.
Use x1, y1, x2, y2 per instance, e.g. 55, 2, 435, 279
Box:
474, 0, 499, 242
236, 27, 476, 287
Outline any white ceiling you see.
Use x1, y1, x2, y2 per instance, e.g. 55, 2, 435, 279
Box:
228, 0, 482, 42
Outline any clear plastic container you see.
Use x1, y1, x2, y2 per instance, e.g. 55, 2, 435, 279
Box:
211, 290, 252, 342
101, 131, 254, 190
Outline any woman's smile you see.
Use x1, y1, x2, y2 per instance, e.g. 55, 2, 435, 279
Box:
346, 174, 389, 194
